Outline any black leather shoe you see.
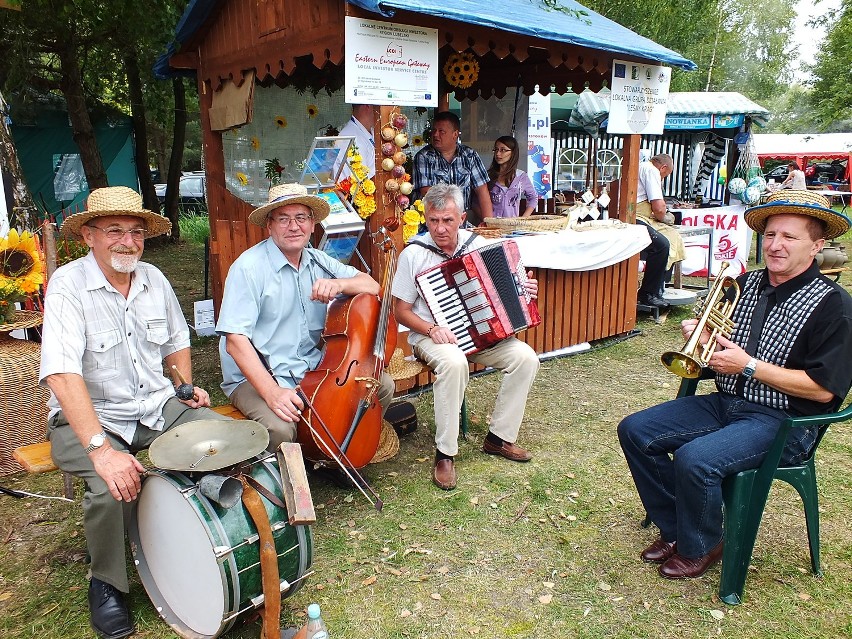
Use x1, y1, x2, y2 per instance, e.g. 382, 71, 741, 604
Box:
88, 578, 135, 639
638, 293, 670, 308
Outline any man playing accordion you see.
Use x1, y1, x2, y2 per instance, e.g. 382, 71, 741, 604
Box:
392, 184, 540, 490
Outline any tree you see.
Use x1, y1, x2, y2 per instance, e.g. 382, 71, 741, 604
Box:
809, 0, 852, 130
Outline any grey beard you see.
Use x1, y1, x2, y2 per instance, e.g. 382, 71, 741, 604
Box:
111, 252, 139, 273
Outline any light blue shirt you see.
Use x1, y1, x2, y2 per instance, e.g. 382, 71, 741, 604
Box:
216, 240, 357, 396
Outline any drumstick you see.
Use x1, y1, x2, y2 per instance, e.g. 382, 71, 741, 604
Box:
170, 365, 198, 401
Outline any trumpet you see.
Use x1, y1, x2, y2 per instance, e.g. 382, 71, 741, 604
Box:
661, 262, 740, 379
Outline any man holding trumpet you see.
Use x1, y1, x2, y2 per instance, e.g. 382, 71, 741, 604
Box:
618, 191, 852, 580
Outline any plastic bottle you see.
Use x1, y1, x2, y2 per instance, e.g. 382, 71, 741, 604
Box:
305, 604, 329, 639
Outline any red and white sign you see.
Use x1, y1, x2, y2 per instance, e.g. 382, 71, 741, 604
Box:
678, 204, 752, 277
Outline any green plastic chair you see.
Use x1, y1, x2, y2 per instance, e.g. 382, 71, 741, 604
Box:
675, 373, 852, 605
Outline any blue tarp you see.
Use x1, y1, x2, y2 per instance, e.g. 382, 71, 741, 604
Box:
155, 0, 695, 78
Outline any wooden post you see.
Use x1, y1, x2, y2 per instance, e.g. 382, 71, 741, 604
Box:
619, 134, 640, 223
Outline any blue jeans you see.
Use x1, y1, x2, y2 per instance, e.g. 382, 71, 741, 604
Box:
617, 392, 818, 558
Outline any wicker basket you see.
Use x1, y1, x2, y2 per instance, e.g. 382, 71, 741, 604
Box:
482, 215, 570, 232
0, 311, 51, 476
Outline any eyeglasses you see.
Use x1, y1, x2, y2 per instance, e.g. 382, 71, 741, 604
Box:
493, 147, 512, 154
87, 226, 147, 241
270, 214, 313, 226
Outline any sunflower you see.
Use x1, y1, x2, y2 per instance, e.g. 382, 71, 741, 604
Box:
0, 229, 44, 294
250, 136, 261, 151
443, 52, 479, 89
275, 116, 288, 128
306, 104, 319, 118
236, 172, 249, 186
411, 134, 424, 147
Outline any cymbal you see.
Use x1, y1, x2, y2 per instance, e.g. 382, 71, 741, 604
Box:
148, 420, 270, 472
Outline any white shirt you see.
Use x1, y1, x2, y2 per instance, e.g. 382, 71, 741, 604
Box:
39, 252, 190, 443
391, 229, 486, 346
636, 160, 664, 204
782, 169, 807, 190
338, 116, 375, 179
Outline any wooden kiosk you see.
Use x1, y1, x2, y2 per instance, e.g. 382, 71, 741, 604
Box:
157, 0, 695, 363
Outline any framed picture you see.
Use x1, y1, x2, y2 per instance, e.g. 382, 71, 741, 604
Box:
299, 136, 355, 188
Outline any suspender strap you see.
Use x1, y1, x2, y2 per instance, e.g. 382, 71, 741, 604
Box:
240, 476, 282, 639
408, 234, 477, 259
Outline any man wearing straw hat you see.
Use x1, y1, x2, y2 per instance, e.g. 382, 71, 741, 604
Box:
618, 190, 852, 580
39, 186, 225, 639
216, 183, 395, 460
392, 183, 540, 491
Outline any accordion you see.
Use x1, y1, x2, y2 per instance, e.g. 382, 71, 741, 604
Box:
415, 240, 541, 354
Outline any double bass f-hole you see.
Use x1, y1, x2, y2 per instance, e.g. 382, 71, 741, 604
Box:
335, 360, 359, 386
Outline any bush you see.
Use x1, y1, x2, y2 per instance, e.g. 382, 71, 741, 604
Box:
178, 214, 210, 244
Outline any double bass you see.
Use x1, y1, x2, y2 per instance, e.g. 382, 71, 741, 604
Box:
296, 221, 398, 473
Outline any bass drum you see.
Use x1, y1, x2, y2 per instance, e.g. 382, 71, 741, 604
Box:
129, 455, 312, 639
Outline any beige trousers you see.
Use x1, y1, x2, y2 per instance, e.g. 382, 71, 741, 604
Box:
412, 335, 539, 457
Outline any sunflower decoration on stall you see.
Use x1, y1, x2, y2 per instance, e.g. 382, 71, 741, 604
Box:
443, 52, 479, 90
0, 229, 45, 325
402, 199, 426, 243
306, 104, 319, 119
337, 145, 377, 219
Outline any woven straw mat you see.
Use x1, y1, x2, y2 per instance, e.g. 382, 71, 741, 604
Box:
483, 215, 569, 232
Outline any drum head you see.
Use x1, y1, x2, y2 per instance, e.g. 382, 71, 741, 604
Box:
149, 419, 270, 471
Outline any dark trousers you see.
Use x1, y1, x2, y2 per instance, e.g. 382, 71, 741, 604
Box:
637, 220, 669, 297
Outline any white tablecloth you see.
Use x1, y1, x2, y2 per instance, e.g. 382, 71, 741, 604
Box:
505, 224, 651, 271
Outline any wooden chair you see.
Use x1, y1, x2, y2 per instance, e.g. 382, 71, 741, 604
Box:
674, 373, 852, 605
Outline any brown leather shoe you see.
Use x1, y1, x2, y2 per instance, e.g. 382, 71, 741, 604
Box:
482, 439, 532, 462
659, 541, 724, 579
641, 538, 678, 563
432, 458, 457, 490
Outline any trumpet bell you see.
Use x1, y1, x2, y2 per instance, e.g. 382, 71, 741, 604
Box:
661, 350, 703, 379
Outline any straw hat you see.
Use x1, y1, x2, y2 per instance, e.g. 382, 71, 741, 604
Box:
60, 186, 172, 240
386, 348, 424, 381
369, 420, 400, 464
248, 183, 331, 226
744, 190, 851, 240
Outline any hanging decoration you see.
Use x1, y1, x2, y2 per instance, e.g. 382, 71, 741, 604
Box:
729, 135, 766, 205
376, 109, 413, 227
443, 52, 479, 89
337, 146, 377, 219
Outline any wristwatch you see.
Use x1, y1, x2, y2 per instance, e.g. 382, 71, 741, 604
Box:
742, 358, 758, 380
84, 431, 107, 454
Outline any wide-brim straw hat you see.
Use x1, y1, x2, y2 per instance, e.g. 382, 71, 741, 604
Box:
60, 186, 172, 240
744, 190, 851, 240
369, 420, 400, 464
386, 348, 424, 381
248, 183, 331, 226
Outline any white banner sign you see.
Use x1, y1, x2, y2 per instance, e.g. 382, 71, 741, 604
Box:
678, 205, 752, 277
344, 17, 438, 107
527, 91, 552, 200
607, 60, 671, 135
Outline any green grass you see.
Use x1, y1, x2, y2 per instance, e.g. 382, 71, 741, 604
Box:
1, 239, 851, 638
177, 213, 211, 245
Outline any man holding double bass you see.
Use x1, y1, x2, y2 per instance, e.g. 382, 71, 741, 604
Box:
618, 191, 852, 580
216, 183, 395, 462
